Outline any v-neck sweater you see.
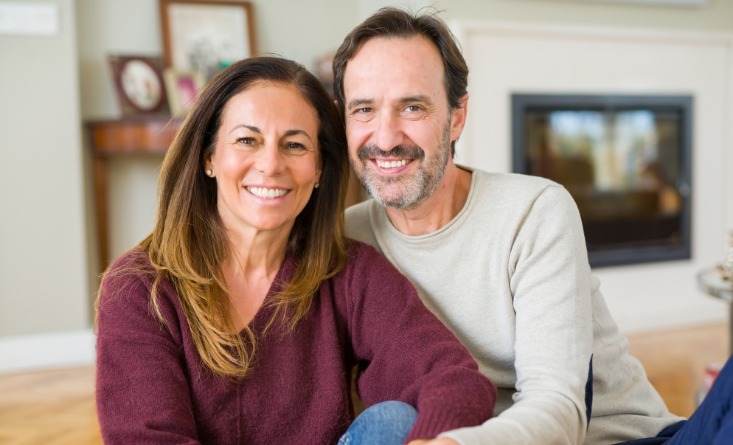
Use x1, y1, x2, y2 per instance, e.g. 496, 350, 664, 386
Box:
95, 241, 495, 444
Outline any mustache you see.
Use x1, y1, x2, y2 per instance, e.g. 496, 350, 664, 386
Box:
357, 144, 425, 161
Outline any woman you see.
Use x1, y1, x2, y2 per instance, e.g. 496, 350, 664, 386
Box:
95, 56, 495, 445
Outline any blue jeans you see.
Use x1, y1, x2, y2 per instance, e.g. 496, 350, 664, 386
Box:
338, 401, 418, 445
618, 355, 733, 445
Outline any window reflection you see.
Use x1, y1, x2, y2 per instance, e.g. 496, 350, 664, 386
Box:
514, 94, 692, 267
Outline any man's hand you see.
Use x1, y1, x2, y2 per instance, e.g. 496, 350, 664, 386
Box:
406, 439, 459, 445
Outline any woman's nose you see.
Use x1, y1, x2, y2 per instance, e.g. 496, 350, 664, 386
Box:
254, 143, 284, 175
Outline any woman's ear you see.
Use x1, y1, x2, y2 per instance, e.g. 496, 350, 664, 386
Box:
315, 164, 322, 187
204, 151, 214, 177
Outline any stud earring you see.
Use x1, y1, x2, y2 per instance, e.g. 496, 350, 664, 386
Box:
314, 182, 320, 189
205, 169, 214, 177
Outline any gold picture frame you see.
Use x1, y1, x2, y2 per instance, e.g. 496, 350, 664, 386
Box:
163, 68, 205, 116
159, 0, 256, 82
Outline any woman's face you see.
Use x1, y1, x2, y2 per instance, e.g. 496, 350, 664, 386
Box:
206, 81, 321, 238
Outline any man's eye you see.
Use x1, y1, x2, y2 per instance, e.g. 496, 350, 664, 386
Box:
350, 107, 374, 122
405, 105, 422, 113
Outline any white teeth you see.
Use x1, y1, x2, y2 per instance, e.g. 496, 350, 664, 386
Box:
376, 159, 408, 169
248, 187, 287, 199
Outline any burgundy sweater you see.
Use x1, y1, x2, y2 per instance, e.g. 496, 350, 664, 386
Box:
96, 242, 495, 444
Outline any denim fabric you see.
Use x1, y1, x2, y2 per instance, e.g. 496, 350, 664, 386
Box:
666, 355, 733, 445
618, 355, 733, 445
338, 401, 418, 445
614, 420, 684, 445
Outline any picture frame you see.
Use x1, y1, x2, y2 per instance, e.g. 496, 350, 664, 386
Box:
108, 54, 169, 116
159, 0, 256, 82
164, 68, 205, 116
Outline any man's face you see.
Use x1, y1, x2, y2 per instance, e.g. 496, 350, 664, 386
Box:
342, 36, 462, 209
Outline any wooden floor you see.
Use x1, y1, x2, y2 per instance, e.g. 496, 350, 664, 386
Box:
626, 321, 729, 417
0, 322, 728, 444
0, 366, 101, 445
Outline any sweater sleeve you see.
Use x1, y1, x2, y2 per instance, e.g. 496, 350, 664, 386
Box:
95, 254, 201, 445
440, 184, 594, 445
342, 243, 496, 442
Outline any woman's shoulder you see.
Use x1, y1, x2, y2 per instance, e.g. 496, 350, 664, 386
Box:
103, 247, 155, 285
335, 239, 412, 293
343, 238, 393, 271
98, 247, 161, 308
108, 246, 151, 268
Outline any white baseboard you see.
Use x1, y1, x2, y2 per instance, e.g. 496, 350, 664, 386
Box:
0, 329, 96, 374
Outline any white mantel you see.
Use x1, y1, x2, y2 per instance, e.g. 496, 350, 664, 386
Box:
452, 21, 733, 333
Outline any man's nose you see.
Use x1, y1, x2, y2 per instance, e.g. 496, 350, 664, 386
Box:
372, 112, 405, 152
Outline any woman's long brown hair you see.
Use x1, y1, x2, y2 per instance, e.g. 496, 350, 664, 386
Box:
102, 57, 349, 378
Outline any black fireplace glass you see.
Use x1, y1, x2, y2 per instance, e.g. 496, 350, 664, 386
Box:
511, 94, 692, 268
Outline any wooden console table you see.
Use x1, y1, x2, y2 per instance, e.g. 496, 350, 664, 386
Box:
86, 116, 180, 272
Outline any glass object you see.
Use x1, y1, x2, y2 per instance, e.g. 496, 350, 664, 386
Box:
512, 94, 692, 268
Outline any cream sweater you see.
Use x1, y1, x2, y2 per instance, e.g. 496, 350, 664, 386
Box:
345, 169, 682, 445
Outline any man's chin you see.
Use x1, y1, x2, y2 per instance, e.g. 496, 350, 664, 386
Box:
367, 188, 421, 209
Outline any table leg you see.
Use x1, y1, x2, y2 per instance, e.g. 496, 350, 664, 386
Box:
92, 154, 110, 274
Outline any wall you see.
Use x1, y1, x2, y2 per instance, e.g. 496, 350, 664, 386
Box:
0, 0, 93, 370
454, 22, 733, 332
440, 0, 733, 32
1, 0, 732, 372
76, 0, 359, 267
82, 0, 733, 275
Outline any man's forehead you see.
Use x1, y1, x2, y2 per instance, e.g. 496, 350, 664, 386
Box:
349, 35, 440, 66
343, 36, 445, 97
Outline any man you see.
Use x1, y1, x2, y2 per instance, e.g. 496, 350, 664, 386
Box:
333, 7, 733, 445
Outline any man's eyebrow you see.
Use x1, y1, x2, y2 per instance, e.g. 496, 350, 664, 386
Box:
398, 95, 432, 105
347, 95, 434, 111
347, 98, 374, 110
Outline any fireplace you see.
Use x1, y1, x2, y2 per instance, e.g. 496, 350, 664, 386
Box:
511, 93, 693, 268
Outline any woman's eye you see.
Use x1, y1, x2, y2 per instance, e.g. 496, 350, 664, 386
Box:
285, 141, 306, 151
236, 137, 256, 145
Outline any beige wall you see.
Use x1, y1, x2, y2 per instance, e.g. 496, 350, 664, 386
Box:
76, 0, 360, 271
1, 0, 732, 370
440, 0, 733, 32
455, 22, 732, 331
83, 0, 733, 268
0, 0, 89, 337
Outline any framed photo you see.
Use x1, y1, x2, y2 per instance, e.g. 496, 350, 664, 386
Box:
108, 54, 169, 116
164, 68, 205, 116
159, 0, 256, 82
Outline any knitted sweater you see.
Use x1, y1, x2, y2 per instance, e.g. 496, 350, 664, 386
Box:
346, 169, 683, 445
95, 242, 495, 445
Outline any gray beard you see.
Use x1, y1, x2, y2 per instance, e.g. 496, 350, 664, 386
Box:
350, 121, 451, 209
